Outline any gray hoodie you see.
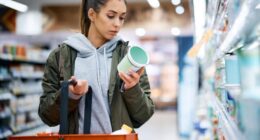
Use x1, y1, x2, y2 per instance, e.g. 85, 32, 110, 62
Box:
63, 33, 121, 134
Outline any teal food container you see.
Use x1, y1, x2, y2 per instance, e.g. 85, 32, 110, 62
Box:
237, 41, 260, 140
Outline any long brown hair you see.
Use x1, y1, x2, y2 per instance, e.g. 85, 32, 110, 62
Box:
80, 0, 127, 36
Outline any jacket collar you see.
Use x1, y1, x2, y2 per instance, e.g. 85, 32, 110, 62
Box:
108, 41, 129, 105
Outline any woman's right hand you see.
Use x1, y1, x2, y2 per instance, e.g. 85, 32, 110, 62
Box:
69, 76, 88, 95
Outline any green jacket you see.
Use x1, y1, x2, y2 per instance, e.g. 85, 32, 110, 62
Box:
38, 40, 155, 133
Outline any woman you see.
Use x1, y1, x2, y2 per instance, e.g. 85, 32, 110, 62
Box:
38, 0, 154, 134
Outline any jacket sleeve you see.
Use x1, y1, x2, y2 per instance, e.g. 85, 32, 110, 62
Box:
38, 48, 80, 126
122, 69, 155, 128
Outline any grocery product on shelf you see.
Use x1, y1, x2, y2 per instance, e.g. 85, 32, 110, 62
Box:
190, 0, 259, 139
237, 37, 260, 140
0, 33, 62, 139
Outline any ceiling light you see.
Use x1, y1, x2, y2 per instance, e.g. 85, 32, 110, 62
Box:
256, 3, 260, 9
171, 0, 181, 5
135, 28, 146, 37
16, 11, 43, 35
171, 27, 181, 36
0, 0, 28, 12
147, 0, 160, 8
176, 6, 185, 14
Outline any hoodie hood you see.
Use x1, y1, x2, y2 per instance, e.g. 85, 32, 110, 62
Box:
63, 33, 121, 58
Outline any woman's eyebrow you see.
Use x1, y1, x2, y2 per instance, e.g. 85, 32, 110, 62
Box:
107, 10, 117, 13
107, 10, 126, 15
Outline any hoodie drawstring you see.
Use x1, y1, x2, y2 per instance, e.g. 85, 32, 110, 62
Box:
94, 49, 101, 90
94, 47, 109, 95
103, 47, 109, 93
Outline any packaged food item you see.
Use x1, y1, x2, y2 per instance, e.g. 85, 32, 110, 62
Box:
117, 46, 149, 74
111, 124, 132, 135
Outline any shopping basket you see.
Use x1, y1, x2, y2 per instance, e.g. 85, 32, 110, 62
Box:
9, 80, 138, 140
9, 133, 138, 140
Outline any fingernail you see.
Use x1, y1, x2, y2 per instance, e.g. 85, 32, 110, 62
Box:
128, 70, 133, 73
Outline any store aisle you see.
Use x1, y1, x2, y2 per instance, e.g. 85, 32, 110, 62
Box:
136, 110, 180, 140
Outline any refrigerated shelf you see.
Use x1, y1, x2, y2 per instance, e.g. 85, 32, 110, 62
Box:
215, 0, 260, 60
211, 94, 244, 140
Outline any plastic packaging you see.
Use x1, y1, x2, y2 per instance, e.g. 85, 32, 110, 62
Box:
117, 46, 149, 74
111, 124, 132, 135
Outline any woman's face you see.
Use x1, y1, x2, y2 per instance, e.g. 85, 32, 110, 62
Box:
92, 0, 127, 40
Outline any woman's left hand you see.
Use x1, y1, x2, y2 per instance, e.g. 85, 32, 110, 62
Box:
118, 67, 145, 90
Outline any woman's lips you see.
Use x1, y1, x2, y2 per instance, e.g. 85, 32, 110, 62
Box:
109, 31, 118, 35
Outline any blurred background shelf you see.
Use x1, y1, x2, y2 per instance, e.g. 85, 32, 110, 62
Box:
14, 120, 44, 134
0, 108, 12, 119
0, 129, 12, 139
189, 0, 260, 140
215, 0, 260, 59
0, 92, 13, 100
0, 76, 12, 81
224, 84, 241, 100
211, 94, 244, 140
0, 55, 46, 65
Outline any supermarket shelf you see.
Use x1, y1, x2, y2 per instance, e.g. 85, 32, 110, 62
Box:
0, 55, 45, 65
0, 31, 69, 44
215, 0, 260, 60
211, 94, 244, 140
15, 125, 59, 136
0, 76, 12, 81
216, 84, 225, 89
0, 32, 61, 140
0, 108, 12, 119
14, 120, 44, 134
225, 84, 241, 100
13, 75, 43, 80
12, 91, 42, 96
0, 92, 13, 100
16, 106, 38, 114
0, 129, 13, 139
